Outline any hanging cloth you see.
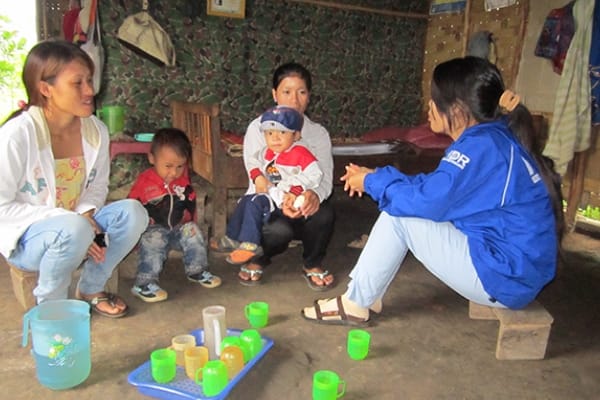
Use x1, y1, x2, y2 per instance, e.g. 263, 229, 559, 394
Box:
543, 0, 595, 176
534, 1, 575, 75
117, 0, 176, 67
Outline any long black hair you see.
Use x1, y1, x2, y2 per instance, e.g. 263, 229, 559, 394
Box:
432, 56, 564, 238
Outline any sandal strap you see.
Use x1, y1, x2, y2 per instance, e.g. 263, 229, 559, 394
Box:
304, 270, 330, 279
88, 293, 118, 306
314, 296, 347, 319
240, 266, 263, 277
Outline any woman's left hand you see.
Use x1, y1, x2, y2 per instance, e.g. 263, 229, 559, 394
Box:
81, 209, 106, 263
87, 242, 107, 264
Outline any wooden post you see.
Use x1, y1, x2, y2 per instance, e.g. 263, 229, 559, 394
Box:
565, 150, 589, 232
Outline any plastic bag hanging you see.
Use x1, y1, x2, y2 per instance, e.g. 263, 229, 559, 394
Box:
117, 0, 176, 67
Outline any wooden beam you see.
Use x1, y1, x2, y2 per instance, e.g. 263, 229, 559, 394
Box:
287, 0, 430, 19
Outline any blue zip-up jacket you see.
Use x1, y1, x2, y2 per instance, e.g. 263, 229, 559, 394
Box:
364, 120, 557, 309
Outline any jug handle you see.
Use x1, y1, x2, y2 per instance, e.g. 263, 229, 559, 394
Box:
213, 319, 222, 357
21, 308, 33, 347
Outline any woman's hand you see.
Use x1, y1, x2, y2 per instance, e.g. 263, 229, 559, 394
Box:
341, 163, 373, 197
87, 241, 107, 264
254, 175, 270, 193
81, 209, 106, 263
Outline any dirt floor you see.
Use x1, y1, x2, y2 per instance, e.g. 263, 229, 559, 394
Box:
1, 190, 599, 400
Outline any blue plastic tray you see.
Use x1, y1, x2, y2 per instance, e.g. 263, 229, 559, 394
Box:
128, 328, 274, 400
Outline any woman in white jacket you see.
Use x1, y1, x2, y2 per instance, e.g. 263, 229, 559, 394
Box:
0, 40, 148, 317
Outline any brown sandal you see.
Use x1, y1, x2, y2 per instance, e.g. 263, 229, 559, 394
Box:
301, 296, 369, 326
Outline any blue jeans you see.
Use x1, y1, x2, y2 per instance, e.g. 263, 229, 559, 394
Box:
345, 212, 506, 309
135, 222, 209, 286
8, 199, 148, 303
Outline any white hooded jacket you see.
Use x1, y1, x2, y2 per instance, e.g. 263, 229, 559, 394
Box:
0, 106, 110, 257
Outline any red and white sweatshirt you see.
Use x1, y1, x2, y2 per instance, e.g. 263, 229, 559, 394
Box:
246, 143, 323, 207
128, 168, 196, 230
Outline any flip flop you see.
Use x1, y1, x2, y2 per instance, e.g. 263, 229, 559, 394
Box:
238, 265, 263, 287
81, 293, 129, 318
302, 269, 334, 292
301, 296, 369, 326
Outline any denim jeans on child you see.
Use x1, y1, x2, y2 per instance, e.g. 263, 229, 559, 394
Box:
135, 221, 209, 286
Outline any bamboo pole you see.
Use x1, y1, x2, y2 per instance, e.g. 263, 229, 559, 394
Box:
461, 0, 471, 56
286, 0, 430, 19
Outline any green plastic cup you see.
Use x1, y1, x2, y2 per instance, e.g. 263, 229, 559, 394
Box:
196, 359, 228, 397
312, 370, 346, 400
239, 329, 263, 360
244, 301, 269, 328
150, 348, 176, 384
347, 329, 371, 360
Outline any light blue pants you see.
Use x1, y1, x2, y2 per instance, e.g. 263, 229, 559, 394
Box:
8, 199, 148, 303
346, 212, 505, 309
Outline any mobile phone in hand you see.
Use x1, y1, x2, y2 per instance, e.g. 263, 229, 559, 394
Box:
94, 232, 109, 248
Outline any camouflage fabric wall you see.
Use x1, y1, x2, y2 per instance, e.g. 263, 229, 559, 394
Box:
100, 0, 429, 190
98, 0, 428, 137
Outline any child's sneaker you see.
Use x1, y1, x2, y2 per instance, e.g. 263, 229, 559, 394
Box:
131, 282, 168, 302
187, 270, 222, 288
226, 242, 263, 265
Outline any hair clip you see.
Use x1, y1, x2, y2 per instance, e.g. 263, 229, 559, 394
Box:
499, 90, 520, 112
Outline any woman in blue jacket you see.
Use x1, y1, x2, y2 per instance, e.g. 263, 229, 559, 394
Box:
302, 56, 564, 325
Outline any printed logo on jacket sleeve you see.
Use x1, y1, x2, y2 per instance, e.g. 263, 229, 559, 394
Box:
443, 150, 470, 169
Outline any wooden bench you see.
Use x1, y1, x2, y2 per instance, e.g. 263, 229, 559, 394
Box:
469, 300, 554, 360
3, 257, 119, 311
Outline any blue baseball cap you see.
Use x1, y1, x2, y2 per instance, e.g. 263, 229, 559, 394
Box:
259, 106, 304, 133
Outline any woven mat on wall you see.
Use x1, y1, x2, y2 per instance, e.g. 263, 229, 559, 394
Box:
420, 0, 528, 118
